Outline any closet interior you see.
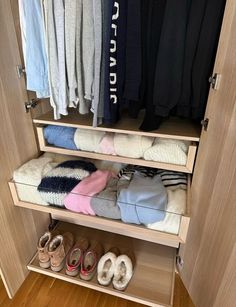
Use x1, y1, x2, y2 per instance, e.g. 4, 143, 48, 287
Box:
2, 0, 235, 306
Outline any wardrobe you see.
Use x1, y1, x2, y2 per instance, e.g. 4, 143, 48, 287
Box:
0, 0, 235, 306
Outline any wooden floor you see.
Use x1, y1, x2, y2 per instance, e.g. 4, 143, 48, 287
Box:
0, 273, 194, 307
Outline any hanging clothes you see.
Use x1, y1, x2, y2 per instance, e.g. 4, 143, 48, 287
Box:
139, 0, 167, 131
188, 0, 226, 119
103, 0, 115, 124
82, 0, 95, 104
97, 0, 111, 125
19, 0, 50, 98
43, 0, 61, 119
177, 0, 226, 119
123, 0, 142, 105
116, 0, 128, 111
104, 0, 127, 124
152, 0, 189, 118
92, 0, 103, 127
54, 0, 68, 116
65, 0, 78, 108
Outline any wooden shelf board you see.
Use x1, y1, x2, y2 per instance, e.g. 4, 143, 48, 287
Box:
28, 222, 176, 307
41, 144, 193, 173
9, 181, 187, 248
33, 109, 201, 142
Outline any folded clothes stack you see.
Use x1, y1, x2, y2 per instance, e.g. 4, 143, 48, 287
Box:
13, 155, 187, 234
38, 160, 97, 207
43, 125, 189, 165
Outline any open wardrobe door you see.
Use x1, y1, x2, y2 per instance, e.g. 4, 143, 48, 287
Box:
178, 0, 236, 306
0, 0, 50, 298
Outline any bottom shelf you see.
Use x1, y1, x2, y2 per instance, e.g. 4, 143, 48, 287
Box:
28, 222, 176, 307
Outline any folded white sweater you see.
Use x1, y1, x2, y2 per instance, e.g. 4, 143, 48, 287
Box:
146, 188, 186, 234
144, 138, 190, 165
13, 157, 54, 206
74, 128, 105, 152
114, 134, 154, 158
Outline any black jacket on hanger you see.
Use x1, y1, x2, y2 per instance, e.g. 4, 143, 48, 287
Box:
123, 0, 142, 104
139, 0, 167, 131
152, 0, 189, 118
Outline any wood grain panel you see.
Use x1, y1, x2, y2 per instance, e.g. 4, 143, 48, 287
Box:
0, 0, 50, 298
213, 244, 236, 307
179, 0, 236, 306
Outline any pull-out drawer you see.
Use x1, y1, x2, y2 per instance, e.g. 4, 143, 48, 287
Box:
9, 173, 191, 248
34, 110, 200, 173
27, 221, 176, 307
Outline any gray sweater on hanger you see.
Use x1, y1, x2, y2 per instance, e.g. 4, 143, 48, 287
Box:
54, 0, 68, 116
65, 0, 78, 107
43, 0, 60, 119
82, 0, 95, 105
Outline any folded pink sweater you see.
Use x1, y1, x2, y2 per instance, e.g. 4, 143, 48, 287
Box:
99, 133, 116, 155
64, 170, 116, 215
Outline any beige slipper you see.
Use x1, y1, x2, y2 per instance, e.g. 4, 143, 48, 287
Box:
112, 252, 135, 291
97, 247, 120, 286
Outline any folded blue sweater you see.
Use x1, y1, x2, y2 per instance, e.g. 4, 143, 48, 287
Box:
117, 173, 167, 224
44, 125, 77, 150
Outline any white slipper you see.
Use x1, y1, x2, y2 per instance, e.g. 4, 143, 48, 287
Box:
112, 254, 134, 291
97, 251, 118, 286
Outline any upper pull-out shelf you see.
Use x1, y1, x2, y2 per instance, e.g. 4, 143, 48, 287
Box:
33, 110, 201, 173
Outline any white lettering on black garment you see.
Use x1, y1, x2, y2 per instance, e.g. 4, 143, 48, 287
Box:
109, 1, 119, 106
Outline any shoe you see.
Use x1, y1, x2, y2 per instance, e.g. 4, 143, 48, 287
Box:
80, 241, 104, 281
48, 232, 74, 272
37, 230, 60, 268
97, 247, 120, 286
37, 231, 52, 269
66, 237, 89, 277
112, 251, 135, 291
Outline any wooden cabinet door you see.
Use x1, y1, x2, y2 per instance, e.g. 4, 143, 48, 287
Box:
0, 0, 49, 298
179, 0, 236, 306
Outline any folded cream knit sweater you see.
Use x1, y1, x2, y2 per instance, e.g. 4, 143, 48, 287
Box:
144, 138, 189, 165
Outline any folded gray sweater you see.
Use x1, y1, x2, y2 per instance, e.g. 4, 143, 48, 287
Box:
90, 177, 130, 219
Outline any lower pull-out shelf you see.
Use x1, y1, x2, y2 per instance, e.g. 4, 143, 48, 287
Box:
9, 181, 190, 248
28, 222, 176, 307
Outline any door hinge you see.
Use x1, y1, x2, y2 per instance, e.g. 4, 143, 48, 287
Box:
209, 73, 221, 90
16, 64, 26, 79
201, 118, 209, 131
24, 99, 39, 113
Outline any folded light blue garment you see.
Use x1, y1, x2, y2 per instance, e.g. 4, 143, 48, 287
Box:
44, 125, 77, 150
117, 173, 167, 224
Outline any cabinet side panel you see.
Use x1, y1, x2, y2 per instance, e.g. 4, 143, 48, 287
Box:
0, 0, 49, 298
179, 0, 236, 306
